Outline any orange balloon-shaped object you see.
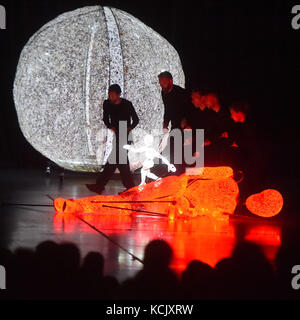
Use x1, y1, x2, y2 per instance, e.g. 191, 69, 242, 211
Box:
246, 189, 283, 217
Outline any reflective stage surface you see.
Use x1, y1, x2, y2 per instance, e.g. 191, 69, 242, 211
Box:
0, 169, 284, 281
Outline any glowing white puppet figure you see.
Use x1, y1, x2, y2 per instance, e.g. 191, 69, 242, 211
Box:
123, 134, 176, 186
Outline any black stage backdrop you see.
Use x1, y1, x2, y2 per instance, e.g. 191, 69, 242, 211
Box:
0, 0, 299, 208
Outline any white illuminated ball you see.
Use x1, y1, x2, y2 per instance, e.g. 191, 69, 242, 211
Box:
13, 6, 185, 171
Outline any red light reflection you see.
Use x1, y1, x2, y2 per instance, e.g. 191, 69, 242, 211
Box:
53, 213, 281, 274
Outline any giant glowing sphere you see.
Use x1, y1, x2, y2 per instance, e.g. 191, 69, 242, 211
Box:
13, 6, 185, 171
246, 189, 284, 217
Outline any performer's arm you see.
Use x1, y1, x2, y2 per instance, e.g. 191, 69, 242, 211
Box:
163, 108, 170, 130
128, 103, 139, 131
162, 95, 171, 130
103, 102, 113, 129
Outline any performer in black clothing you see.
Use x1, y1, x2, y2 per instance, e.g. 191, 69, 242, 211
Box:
86, 84, 139, 194
189, 91, 216, 141
224, 102, 256, 169
188, 90, 218, 165
189, 90, 232, 166
221, 102, 261, 201
160, 80, 188, 130
158, 71, 191, 175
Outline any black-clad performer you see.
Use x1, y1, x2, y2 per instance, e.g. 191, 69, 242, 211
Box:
158, 71, 192, 175
86, 84, 139, 194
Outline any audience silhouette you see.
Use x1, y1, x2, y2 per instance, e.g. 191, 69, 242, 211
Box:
0, 237, 299, 300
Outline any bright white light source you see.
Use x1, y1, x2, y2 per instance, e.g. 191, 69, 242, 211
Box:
13, 6, 185, 172
124, 134, 176, 186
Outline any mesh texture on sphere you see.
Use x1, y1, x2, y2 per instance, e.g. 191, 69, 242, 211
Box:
13, 6, 185, 171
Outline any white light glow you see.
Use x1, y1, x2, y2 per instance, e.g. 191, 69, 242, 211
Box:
13, 5, 185, 172
124, 134, 176, 186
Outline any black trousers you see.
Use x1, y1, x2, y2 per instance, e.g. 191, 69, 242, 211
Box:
95, 134, 135, 191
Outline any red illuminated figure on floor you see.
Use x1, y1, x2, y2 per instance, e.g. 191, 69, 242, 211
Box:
54, 166, 284, 219
55, 167, 239, 220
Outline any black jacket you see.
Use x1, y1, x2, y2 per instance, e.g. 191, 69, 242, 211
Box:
103, 98, 139, 132
162, 85, 191, 130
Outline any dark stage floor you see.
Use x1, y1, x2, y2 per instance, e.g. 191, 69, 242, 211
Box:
0, 168, 290, 282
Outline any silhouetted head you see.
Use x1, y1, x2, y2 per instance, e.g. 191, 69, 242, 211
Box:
158, 71, 173, 93
230, 241, 274, 298
214, 257, 233, 275
36, 240, 59, 256
35, 241, 59, 267
82, 252, 104, 277
181, 260, 215, 299
231, 241, 274, 284
181, 260, 214, 285
108, 84, 122, 104
143, 239, 173, 269
231, 241, 267, 265
57, 242, 81, 274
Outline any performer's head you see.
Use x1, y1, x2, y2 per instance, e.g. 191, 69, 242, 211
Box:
108, 84, 122, 104
158, 71, 173, 93
206, 93, 220, 113
191, 90, 207, 111
229, 102, 248, 123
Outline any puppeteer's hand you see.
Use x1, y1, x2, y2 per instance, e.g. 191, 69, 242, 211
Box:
168, 164, 176, 172
123, 144, 131, 150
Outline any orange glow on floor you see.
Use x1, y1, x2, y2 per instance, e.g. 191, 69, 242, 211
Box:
244, 225, 281, 263
53, 213, 282, 273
